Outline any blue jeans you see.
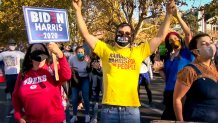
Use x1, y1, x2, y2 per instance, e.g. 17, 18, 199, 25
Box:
71, 77, 90, 115
101, 105, 140, 123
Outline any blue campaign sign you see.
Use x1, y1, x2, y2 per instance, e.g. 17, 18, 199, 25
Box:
23, 6, 70, 44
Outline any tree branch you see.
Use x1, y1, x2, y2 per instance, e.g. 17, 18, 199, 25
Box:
121, 0, 129, 22
128, 1, 134, 24
139, 25, 159, 32
133, 17, 144, 40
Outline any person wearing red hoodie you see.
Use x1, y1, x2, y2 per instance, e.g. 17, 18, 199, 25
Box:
12, 43, 71, 123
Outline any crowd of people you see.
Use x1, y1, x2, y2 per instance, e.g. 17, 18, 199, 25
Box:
0, 0, 218, 123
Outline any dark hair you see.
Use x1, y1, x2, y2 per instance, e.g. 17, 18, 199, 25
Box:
116, 23, 134, 33
189, 33, 210, 50
8, 38, 16, 45
164, 32, 184, 59
21, 43, 51, 78
75, 46, 85, 53
138, 42, 144, 46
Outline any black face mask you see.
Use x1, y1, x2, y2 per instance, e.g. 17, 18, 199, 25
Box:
115, 35, 131, 47
30, 50, 48, 62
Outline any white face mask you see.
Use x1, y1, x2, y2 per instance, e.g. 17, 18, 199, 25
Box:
9, 45, 16, 51
198, 44, 216, 60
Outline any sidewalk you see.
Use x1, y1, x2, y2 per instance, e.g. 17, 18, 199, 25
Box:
0, 82, 17, 123
0, 72, 165, 123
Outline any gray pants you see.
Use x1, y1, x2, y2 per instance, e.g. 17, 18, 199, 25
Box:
91, 74, 102, 101
90, 73, 102, 119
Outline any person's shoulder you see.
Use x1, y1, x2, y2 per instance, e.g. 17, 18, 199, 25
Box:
177, 64, 197, 86
64, 51, 71, 57
180, 46, 191, 53
0, 51, 11, 55
96, 40, 111, 47
10, 51, 25, 56
70, 55, 76, 60
17, 50, 25, 54
68, 53, 74, 58
1, 50, 9, 53
133, 41, 150, 51
180, 64, 198, 75
180, 47, 195, 59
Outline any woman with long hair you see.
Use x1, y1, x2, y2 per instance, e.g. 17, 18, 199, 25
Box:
12, 43, 71, 123
153, 5, 195, 120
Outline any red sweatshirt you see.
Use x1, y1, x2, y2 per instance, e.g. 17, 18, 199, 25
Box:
12, 56, 71, 123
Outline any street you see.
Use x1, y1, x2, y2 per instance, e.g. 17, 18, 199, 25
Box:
0, 73, 165, 123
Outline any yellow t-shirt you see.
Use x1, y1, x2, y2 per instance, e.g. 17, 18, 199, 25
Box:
94, 40, 151, 106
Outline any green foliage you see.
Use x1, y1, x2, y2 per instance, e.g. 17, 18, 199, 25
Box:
182, 13, 199, 34
204, 0, 217, 20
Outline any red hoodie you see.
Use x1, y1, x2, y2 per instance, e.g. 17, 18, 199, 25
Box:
12, 56, 71, 123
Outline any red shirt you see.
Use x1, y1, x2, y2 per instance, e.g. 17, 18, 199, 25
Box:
12, 56, 71, 123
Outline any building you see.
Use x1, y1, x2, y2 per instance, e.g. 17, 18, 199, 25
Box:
206, 16, 218, 41
198, 10, 218, 40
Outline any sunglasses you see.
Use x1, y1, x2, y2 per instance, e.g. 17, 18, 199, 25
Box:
9, 43, 16, 46
117, 31, 131, 36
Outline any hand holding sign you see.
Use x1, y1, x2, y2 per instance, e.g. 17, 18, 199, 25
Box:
47, 42, 63, 81
47, 42, 63, 58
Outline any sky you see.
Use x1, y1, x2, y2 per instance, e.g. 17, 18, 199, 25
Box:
180, 0, 212, 11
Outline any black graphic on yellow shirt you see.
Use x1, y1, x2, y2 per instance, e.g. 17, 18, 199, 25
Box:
109, 53, 136, 70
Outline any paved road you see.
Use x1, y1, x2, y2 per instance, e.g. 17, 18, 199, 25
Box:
0, 73, 165, 123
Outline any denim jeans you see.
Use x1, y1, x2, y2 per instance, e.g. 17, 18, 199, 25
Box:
101, 105, 140, 123
71, 77, 90, 115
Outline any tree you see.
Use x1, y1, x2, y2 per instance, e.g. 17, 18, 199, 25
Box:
179, 0, 218, 34
182, 11, 199, 34
90, 0, 167, 41
1, 0, 212, 46
0, 0, 72, 45
78, 0, 191, 43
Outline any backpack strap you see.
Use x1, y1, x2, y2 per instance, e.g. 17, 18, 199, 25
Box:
142, 61, 147, 66
186, 64, 202, 76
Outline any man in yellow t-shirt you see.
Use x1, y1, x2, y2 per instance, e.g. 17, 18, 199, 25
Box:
71, 0, 175, 123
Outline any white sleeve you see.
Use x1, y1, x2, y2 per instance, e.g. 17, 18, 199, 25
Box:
19, 51, 25, 59
147, 58, 153, 79
149, 64, 153, 79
